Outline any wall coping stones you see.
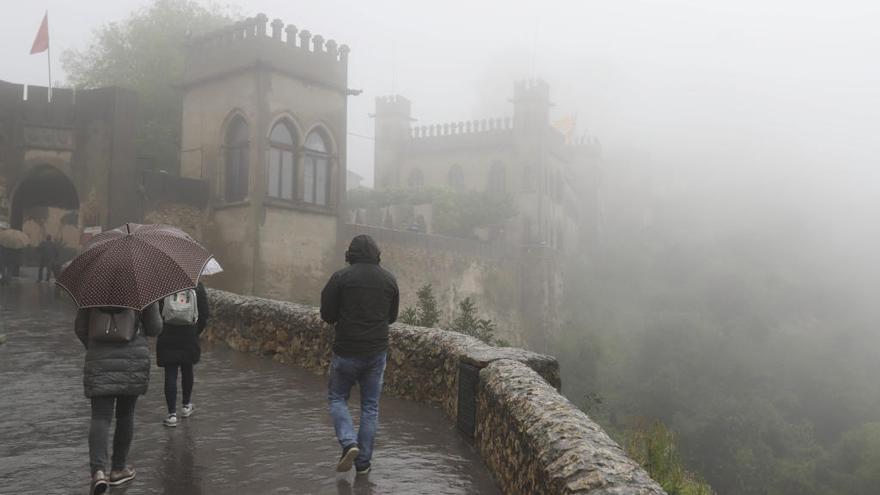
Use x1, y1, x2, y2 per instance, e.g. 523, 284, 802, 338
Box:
476, 359, 666, 494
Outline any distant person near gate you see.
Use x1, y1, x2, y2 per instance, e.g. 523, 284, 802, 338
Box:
320, 235, 400, 476
37, 234, 58, 282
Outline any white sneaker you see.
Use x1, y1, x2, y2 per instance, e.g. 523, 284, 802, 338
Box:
180, 403, 194, 418
163, 413, 178, 427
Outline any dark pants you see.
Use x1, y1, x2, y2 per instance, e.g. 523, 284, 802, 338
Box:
328, 351, 387, 469
37, 261, 52, 281
164, 364, 194, 414
89, 395, 138, 475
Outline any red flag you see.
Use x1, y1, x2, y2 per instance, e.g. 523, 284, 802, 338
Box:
30, 12, 49, 54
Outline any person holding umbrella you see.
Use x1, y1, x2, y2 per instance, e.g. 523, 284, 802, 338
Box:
156, 258, 220, 427
58, 223, 212, 494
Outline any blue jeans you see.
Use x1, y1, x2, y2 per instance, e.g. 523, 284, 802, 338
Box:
328, 351, 387, 469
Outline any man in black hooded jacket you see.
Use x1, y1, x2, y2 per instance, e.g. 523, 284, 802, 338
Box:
321, 234, 399, 475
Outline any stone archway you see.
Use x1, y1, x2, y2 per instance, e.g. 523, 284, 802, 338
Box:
9, 165, 80, 271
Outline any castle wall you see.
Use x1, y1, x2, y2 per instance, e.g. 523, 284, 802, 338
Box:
257, 206, 337, 305
180, 72, 258, 184
340, 223, 543, 346
0, 80, 138, 251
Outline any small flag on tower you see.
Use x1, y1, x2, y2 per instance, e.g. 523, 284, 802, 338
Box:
552, 114, 577, 144
30, 12, 49, 54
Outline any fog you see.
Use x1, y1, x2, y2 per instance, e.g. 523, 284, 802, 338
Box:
3, 1, 880, 493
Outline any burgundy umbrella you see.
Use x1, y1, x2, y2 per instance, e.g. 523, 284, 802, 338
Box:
56, 223, 212, 310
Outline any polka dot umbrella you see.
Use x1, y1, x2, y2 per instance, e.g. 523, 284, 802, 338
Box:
56, 223, 212, 310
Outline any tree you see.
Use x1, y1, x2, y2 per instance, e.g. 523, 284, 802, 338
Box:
399, 284, 441, 328
448, 297, 500, 345
63, 0, 234, 172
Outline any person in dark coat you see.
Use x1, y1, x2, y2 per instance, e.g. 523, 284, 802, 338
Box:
37, 235, 58, 282
75, 302, 162, 493
156, 282, 210, 427
0, 246, 10, 286
320, 235, 399, 475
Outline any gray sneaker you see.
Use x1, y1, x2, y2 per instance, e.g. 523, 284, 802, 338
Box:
91, 470, 109, 495
180, 403, 194, 418
109, 466, 136, 486
163, 413, 178, 427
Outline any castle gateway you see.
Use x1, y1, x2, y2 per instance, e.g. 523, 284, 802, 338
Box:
0, 81, 139, 254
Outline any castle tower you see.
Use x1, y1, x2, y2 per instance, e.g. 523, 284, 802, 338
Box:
512, 79, 551, 135
373, 95, 413, 189
178, 14, 352, 304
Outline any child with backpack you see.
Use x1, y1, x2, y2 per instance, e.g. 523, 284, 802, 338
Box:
156, 282, 210, 427
74, 302, 163, 494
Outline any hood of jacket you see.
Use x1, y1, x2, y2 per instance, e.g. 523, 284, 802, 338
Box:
345, 234, 381, 265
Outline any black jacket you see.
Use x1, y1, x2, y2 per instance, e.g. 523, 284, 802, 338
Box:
74, 303, 163, 397
321, 235, 399, 357
156, 282, 210, 367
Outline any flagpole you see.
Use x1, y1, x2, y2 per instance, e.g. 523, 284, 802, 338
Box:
46, 13, 52, 102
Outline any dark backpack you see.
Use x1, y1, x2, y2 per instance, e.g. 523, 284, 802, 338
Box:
87, 308, 139, 343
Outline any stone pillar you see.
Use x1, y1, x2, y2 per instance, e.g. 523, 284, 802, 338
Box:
299, 30, 312, 50
285, 25, 298, 46
312, 34, 325, 53
271, 19, 284, 40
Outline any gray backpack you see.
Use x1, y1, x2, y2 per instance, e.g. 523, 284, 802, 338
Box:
161, 289, 199, 326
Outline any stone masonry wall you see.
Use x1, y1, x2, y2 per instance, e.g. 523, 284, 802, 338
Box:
203, 289, 665, 494
203, 289, 557, 419
477, 360, 666, 494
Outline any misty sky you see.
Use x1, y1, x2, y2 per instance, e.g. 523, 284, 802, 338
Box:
2, 0, 879, 205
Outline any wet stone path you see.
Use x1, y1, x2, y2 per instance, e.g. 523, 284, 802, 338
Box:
0, 283, 500, 495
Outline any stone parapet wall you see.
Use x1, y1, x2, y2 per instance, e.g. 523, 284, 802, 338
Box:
477, 360, 666, 494
203, 289, 558, 419
203, 289, 664, 494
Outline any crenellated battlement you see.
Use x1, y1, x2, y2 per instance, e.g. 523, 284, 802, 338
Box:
182, 13, 349, 91
0, 79, 137, 131
410, 117, 513, 139
189, 14, 349, 64
0, 80, 77, 106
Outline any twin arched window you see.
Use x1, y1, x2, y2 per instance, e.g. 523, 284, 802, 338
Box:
267, 122, 296, 200
227, 115, 334, 206
304, 131, 330, 206
224, 116, 249, 202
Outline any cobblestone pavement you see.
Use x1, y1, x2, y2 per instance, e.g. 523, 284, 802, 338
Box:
0, 282, 499, 494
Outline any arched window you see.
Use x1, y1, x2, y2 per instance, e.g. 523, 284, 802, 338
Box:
304, 130, 330, 205
408, 168, 424, 189
448, 164, 464, 191
267, 121, 296, 200
224, 116, 249, 202
487, 161, 506, 195
522, 166, 537, 192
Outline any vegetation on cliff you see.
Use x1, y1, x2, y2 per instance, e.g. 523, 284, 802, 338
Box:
555, 158, 880, 495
